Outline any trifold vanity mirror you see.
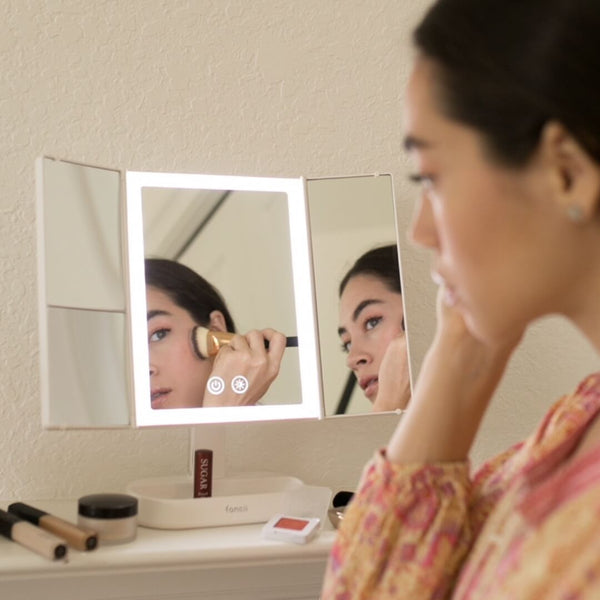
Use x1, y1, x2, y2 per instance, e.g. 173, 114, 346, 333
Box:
36, 157, 407, 430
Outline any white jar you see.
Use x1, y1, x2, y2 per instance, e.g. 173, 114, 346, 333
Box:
78, 493, 138, 545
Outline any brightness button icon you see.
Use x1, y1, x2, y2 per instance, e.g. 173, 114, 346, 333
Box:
231, 376, 249, 394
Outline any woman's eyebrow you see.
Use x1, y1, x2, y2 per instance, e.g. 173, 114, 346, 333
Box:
147, 309, 171, 321
337, 299, 383, 337
352, 299, 383, 321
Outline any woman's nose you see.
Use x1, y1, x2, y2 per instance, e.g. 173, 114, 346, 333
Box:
149, 362, 157, 377
346, 344, 370, 371
410, 192, 438, 250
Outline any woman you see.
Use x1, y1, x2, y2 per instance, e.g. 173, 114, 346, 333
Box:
145, 258, 286, 409
337, 245, 411, 412
323, 0, 600, 598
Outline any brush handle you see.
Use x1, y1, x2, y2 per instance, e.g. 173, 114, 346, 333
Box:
191, 326, 298, 359
263, 336, 299, 350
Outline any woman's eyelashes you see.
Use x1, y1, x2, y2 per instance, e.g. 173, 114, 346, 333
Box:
408, 172, 436, 190
365, 316, 382, 331
340, 316, 384, 353
149, 327, 170, 343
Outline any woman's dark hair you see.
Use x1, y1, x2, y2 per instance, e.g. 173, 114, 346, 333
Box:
145, 258, 236, 332
339, 244, 401, 297
413, 0, 600, 167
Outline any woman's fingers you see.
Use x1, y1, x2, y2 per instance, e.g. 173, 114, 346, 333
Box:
202, 329, 286, 407
260, 328, 286, 371
373, 335, 411, 412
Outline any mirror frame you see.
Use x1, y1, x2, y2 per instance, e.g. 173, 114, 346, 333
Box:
36, 156, 131, 428
36, 158, 409, 428
305, 174, 407, 417
125, 171, 323, 426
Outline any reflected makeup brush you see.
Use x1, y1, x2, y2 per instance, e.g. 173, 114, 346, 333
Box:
191, 326, 298, 359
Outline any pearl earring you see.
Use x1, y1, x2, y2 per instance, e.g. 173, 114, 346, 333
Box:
566, 205, 584, 223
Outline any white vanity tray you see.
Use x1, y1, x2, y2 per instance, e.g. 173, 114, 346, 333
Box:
127, 474, 331, 530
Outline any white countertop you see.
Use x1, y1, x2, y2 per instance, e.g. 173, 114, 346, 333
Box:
0, 499, 337, 580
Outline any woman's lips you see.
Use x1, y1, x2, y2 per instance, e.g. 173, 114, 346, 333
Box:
432, 271, 458, 307
151, 388, 171, 409
359, 376, 379, 400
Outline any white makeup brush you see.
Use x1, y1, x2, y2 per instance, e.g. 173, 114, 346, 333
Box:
191, 326, 298, 359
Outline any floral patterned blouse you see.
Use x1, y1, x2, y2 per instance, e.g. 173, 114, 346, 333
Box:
322, 373, 600, 599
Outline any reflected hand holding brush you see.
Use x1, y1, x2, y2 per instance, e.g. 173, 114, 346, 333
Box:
191, 326, 298, 407
191, 326, 298, 359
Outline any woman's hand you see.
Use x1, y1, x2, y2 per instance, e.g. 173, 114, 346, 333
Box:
373, 334, 411, 412
432, 285, 523, 396
386, 286, 522, 463
202, 328, 286, 407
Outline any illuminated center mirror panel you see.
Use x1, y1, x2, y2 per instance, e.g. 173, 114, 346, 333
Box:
126, 172, 322, 426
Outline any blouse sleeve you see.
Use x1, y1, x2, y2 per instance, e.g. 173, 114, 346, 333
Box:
322, 444, 522, 600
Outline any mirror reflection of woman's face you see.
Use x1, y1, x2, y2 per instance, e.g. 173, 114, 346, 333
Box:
338, 274, 405, 403
146, 286, 212, 409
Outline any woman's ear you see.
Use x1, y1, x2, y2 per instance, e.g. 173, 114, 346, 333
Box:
540, 121, 600, 223
208, 310, 228, 332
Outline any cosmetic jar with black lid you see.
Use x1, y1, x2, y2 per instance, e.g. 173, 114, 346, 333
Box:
78, 493, 138, 545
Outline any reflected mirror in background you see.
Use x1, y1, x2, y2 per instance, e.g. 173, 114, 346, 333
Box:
36, 157, 130, 427
307, 174, 408, 417
126, 172, 322, 426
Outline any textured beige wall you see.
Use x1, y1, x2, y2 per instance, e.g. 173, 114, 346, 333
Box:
1, 0, 596, 502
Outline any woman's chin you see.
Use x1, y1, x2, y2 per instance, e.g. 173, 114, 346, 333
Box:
466, 314, 525, 349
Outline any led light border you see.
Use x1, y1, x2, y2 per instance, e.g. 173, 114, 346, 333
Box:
125, 171, 322, 426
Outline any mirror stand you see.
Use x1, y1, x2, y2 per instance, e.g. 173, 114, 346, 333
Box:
126, 424, 331, 530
